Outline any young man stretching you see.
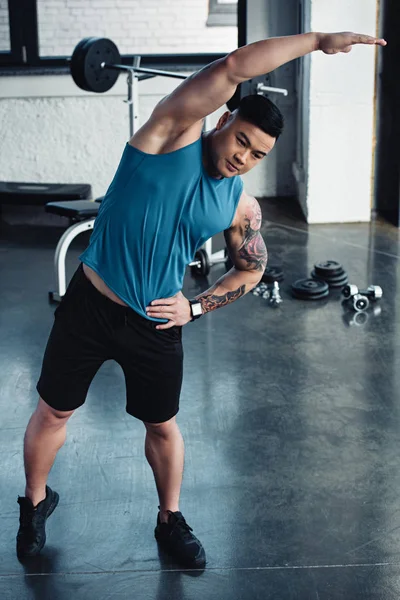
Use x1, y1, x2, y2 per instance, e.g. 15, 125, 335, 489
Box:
17, 31, 386, 568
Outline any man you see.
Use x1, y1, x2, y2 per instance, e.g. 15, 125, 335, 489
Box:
17, 31, 386, 568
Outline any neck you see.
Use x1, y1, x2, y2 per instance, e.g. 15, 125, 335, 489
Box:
202, 131, 223, 179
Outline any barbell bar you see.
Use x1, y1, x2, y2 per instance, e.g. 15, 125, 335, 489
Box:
103, 63, 187, 80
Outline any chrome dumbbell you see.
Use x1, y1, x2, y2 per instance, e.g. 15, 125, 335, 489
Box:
269, 281, 282, 306
252, 282, 268, 296
342, 284, 383, 312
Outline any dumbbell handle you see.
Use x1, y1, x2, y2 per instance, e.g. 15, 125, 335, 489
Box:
361, 286, 383, 300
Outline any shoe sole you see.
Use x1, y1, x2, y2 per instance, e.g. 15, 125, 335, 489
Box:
17, 491, 60, 559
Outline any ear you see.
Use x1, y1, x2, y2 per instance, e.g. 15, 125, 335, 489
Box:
215, 110, 232, 130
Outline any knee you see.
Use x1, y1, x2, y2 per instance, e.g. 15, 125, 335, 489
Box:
144, 416, 177, 438
35, 397, 75, 427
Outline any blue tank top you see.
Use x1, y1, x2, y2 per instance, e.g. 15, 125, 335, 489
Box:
79, 136, 243, 321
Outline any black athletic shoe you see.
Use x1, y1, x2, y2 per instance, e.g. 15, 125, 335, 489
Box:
16, 486, 59, 559
154, 509, 206, 568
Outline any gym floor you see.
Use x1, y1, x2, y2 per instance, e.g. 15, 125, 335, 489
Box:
1, 199, 399, 600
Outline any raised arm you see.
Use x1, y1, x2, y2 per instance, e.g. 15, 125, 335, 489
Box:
148, 31, 386, 134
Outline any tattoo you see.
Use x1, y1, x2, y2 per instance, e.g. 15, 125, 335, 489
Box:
238, 198, 268, 272
199, 285, 246, 313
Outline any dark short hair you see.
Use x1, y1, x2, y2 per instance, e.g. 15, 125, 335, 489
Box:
237, 94, 284, 140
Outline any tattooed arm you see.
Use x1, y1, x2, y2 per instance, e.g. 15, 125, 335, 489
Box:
194, 191, 267, 314
146, 192, 266, 328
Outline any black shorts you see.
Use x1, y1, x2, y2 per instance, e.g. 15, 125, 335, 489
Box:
37, 264, 183, 423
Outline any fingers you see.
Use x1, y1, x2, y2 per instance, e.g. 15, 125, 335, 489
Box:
352, 33, 387, 46
146, 304, 175, 317
155, 322, 175, 330
150, 298, 176, 306
148, 311, 176, 321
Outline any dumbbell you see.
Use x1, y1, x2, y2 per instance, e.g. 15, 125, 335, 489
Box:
342, 284, 383, 300
342, 284, 383, 312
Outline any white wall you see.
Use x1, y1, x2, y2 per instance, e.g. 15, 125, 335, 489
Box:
307, 0, 378, 223
0, 75, 229, 200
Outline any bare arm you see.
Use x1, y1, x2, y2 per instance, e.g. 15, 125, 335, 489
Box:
145, 192, 267, 326
194, 192, 267, 314
148, 31, 386, 134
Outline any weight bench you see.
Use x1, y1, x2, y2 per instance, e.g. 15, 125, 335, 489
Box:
45, 198, 103, 302
45, 196, 226, 303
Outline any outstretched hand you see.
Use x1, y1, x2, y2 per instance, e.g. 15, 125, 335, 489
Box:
318, 32, 387, 55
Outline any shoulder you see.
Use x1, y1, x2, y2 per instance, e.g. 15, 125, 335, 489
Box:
229, 190, 262, 231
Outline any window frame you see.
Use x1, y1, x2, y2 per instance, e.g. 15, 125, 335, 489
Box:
0, 0, 244, 74
207, 0, 238, 27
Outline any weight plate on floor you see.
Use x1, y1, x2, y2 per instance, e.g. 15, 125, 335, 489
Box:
292, 288, 330, 300
312, 267, 345, 280
292, 278, 329, 297
310, 269, 348, 285
261, 265, 284, 283
314, 261, 344, 277
328, 277, 349, 288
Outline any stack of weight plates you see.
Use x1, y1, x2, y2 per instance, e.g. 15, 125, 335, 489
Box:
261, 266, 284, 284
291, 278, 329, 300
310, 261, 348, 288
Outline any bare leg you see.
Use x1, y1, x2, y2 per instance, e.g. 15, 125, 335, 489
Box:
23, 397, 74, 506
144, 417, 184, 523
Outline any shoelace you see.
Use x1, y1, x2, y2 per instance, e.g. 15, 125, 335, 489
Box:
169, 513, 194, 541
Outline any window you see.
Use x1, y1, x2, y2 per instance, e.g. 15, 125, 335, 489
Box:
0, 0, 237, 71
207, 0, 238, 27
0, 0, 10, 52
0, 0, 32, 65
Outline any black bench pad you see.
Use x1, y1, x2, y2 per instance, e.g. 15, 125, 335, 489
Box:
0, 182, 92, 206
45, 200, 101, 219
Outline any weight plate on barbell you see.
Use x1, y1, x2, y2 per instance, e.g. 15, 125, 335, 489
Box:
71, 37, 121, 93
191, 248, 211, 277
70, 37, 97, 92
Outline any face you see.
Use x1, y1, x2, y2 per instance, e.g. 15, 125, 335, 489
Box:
207, 111, 276, 178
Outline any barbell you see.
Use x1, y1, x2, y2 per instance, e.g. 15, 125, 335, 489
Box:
70, 37, 187, 94
69, 37, 288, 111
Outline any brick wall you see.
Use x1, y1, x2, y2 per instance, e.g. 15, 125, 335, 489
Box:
37, 0, 237, 56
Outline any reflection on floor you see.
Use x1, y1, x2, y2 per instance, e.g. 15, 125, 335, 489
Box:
0, 199, 399, 599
